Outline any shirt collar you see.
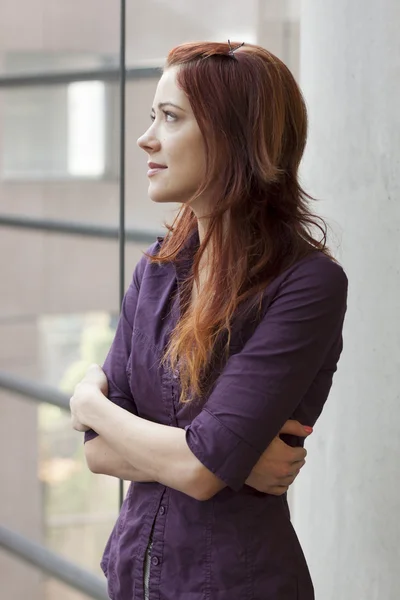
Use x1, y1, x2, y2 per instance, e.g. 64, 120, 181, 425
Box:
157, 227, 200, 256
157, 227, 200, 281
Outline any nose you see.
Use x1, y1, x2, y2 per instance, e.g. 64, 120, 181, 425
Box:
137, 127, 161, 153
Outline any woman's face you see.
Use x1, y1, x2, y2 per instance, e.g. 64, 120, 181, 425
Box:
137, 66, 207, 207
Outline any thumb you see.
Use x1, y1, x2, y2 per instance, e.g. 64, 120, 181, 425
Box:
87, 363, 102, 373
279, 419, 313, 438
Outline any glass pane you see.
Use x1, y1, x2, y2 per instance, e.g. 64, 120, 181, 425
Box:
38, 309, 119, 600
126, 0, 300, 77
0, 2, 302, 600
0, 2, 122, 599
0, 52, 116, 181
2, 85, 69, 179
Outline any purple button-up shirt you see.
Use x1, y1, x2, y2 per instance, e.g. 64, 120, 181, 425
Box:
85, 230, 348, 600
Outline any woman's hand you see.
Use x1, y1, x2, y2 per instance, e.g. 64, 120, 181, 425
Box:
70, 364, 108, 432
78, 363, 108, 396
245, 420, 312, 495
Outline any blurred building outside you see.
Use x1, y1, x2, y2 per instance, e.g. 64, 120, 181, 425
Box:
0, 1, 301, 599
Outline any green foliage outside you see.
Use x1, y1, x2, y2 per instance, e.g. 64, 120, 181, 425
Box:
39, 313, 120, 569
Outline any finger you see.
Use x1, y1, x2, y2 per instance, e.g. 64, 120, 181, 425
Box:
281, 470, 300, 485
277, 464, 301, 482
87, 363, 101, 371
291, 458, 306, 471
72, 419, 89, 433
289, 446, 307, 464
281, 461, 305, 480
84, 364, 103, 379
279, 419, 313, 438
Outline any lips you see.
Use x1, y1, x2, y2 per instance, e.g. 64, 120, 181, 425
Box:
147, 162, 167, 178
148, 162, 167, 169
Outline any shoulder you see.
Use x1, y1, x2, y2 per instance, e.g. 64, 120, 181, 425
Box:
283, 252, 348, 292
131, 239, 164, 288
267, 251, 348, 314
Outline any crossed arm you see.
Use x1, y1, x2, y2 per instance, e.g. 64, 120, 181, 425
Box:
71, 366, 311, 501
71, 255, 346, 500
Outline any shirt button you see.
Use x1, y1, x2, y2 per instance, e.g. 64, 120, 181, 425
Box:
159, 506, 166, 515
151, 556, 160, 566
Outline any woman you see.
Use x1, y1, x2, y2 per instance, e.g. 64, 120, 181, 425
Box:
70, 41, 348, 600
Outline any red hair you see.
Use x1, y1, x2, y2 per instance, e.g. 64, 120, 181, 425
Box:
144, 41, 332, 404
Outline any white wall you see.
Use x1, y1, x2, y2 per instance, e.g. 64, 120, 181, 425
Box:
292, 1, 400, 598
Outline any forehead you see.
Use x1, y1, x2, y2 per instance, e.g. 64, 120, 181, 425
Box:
153, 66, 190, 109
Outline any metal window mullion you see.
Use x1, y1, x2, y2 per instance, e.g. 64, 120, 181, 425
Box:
118, 0, 127, 510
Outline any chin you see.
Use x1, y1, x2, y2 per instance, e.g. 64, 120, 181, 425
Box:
148, 193, 176, 204
148, 186, 186, 205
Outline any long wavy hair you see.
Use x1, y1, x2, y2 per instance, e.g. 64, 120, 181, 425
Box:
144, 41, 332, 404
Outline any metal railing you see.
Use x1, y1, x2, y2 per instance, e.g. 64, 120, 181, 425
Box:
0, 370, 70, 409
0, 525, 109, 600
0, 214, 163, 599
0, 371, 109, 598
0, 214, 162, 244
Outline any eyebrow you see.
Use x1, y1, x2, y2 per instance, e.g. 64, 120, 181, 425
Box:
151, 102, 185, 113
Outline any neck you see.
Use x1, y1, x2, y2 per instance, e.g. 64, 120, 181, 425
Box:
189, 203, 230, 269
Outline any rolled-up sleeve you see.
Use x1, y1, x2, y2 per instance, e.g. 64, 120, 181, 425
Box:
185, 255, 348, 491
84, 251, 150, 443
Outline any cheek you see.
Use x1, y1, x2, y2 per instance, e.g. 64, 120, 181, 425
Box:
179, 139, 207, 179
179, 155, 205, 189
194, 138, 207, 177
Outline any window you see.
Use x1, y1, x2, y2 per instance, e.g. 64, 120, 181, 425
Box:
1, 52, 119, 181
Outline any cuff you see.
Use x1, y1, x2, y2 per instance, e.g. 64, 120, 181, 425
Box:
185, 409, 261, 492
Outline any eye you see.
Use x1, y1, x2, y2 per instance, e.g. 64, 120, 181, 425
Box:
149, 110, 177, 123
163, 110, 177, 122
